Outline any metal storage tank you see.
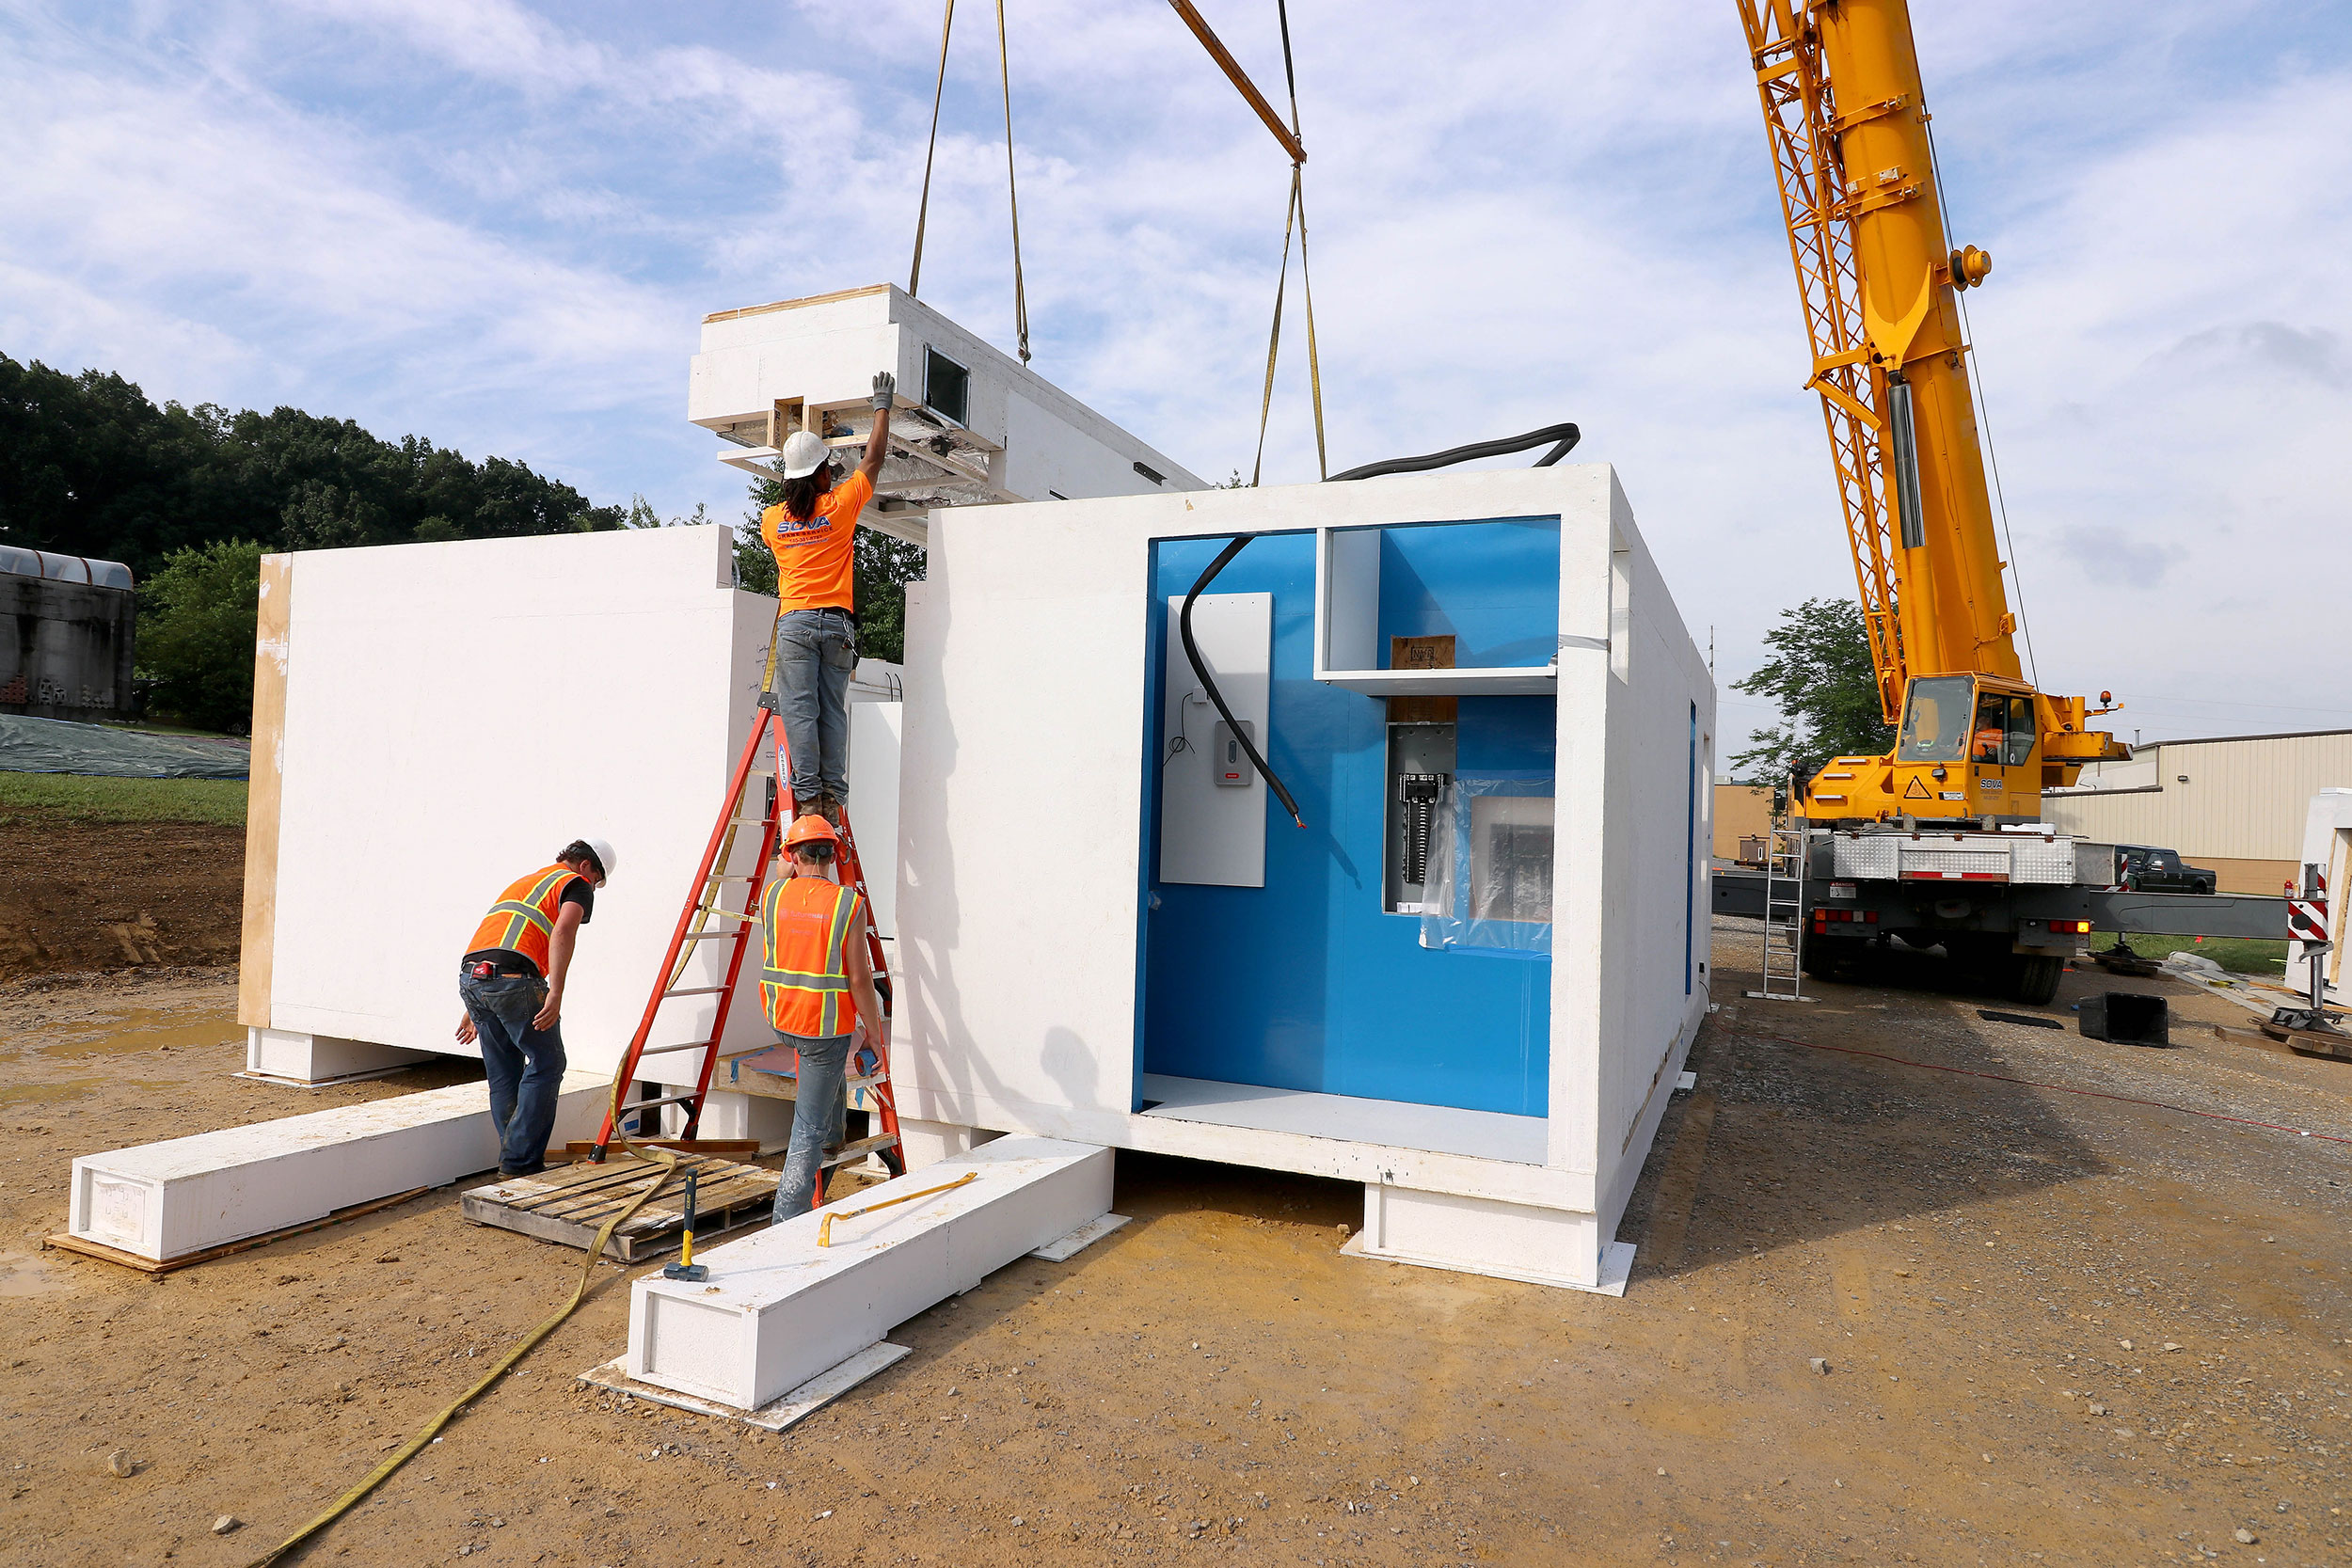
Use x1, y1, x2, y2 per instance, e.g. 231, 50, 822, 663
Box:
1, 547, 138, 721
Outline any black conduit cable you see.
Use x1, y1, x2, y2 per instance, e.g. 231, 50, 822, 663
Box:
1189, 423, 1581, 827
1181, 535, 1305, 829
1325, 422, 1580, 483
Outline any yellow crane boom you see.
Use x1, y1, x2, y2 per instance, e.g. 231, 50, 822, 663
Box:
1735, 0, 2123, 822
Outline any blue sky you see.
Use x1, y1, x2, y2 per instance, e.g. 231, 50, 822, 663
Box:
5, 0, 2348, 747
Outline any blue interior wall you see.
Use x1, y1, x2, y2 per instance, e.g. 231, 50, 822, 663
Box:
1140, 526, 1555, 1118
1375, 517, 1560, 669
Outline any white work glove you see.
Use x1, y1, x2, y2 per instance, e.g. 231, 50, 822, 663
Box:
869, 371, 896, 411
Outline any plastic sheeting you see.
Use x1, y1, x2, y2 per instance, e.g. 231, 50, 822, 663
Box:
1420, 771, 1553, 957
0, 714, 249, 779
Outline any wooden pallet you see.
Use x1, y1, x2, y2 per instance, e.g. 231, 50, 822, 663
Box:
2264, 1022, 2352, 1064
459, 1153, 779, 1261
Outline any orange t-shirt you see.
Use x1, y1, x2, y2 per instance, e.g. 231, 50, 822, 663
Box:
761, 468, 873, 613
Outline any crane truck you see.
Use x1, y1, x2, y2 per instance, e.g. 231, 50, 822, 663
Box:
1714, 0, 2299, 1004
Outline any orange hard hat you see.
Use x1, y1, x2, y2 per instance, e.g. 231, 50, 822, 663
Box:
783, 814, 839, 849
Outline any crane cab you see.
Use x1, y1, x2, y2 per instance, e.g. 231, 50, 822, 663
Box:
1798, 673, 2048, 826
1890, 674, 2041, 820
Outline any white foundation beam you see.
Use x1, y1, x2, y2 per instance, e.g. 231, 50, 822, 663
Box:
1346, 1183, 1634, 1295
895, 1118, 1003, 1170
68, 1072, 609, 1262
245, 1027, 435, 1085
626, 1136, 1111, 1411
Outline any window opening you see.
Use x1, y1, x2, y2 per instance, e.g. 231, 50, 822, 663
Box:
924, 347, 970, 425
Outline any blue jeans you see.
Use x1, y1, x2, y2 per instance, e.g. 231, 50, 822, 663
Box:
460, 969, 567, 1174
770, 1031, 851, 1221
772, 607, 855, 807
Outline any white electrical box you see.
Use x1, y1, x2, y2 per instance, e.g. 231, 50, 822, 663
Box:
1158, 594, 1270, 887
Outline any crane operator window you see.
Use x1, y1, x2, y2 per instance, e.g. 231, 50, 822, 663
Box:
2002, 695, 2036, 766
1971, 690, 2010, 763
1896, 675, 1974, 763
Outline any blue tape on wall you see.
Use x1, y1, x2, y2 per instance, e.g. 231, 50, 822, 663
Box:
1140, 525, 1556, 1118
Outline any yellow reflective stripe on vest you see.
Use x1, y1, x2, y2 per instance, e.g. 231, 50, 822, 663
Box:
759, 880, 860, 1036
486, 899, 557, 937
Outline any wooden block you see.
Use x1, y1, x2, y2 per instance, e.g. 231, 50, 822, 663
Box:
1386, 635, 1457, 724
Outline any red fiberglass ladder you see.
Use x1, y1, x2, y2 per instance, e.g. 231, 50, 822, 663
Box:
589, 675, 902, 1187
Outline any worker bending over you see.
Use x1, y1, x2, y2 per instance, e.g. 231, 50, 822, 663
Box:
455, 837, 614, 1177
758, 815, 887, 1220
761, 371, 896, 825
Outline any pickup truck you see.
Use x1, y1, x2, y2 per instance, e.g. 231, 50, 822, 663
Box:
2116, 844, 2218, 895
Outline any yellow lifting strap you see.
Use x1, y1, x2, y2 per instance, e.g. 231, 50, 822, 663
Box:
1235, 0, 1326, 484
907, 0, 1031, 364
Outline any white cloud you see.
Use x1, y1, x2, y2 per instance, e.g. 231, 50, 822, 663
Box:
1, 0, 2344, 739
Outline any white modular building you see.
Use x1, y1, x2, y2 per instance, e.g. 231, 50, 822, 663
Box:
890, 465, 1715, 1291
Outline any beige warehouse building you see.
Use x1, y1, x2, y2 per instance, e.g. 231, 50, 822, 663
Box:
2042, 728, 2352, 894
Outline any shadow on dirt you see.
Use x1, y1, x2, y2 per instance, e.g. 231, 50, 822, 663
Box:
1623, 918, 2107, 1281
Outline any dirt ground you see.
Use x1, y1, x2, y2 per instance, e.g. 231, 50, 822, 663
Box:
4, 923, 2349, 1568
0, 810, 246, 982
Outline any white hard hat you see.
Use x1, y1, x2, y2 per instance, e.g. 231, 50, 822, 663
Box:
779, 430, 830, 480
580, 836, 619, 883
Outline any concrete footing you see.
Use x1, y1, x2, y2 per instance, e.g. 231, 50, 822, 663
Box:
245, 1027, 435, 1085
68, 1071, 608, 1262
896, 1117, 1004, 1169
1347, 1183, 1633, 1295
626, 1136, 1111, 1411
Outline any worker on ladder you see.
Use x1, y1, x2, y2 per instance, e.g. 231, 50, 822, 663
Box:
759, 815, 888, 1219
455, 837, 615, 1177
760, 371, 897, 826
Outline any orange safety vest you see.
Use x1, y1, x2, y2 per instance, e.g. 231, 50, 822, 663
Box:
758, 874, 864, 1038
466, 864, 584, 974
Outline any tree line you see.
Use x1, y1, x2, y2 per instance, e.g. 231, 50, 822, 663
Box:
0, 354, 921, 731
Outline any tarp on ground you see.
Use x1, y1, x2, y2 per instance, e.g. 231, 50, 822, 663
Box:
0, 713, 250, 779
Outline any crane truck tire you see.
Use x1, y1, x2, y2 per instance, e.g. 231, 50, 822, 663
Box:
2006, 954, 2064, 1006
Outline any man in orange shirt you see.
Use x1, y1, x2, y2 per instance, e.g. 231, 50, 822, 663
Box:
760, 371, 896, 825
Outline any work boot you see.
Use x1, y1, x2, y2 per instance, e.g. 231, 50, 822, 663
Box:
811, 793, 844, 828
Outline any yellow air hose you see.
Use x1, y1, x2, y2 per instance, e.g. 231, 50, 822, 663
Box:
250, 586, 793, 1563
244, 1139, 684, 1565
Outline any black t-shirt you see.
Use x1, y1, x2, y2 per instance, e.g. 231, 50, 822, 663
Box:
464, 875, 594, 974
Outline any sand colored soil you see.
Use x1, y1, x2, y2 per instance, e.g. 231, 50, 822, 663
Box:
2, 928, 2349, 1566
0, 810, 246, 983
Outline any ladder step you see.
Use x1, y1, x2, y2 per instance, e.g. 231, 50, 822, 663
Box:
636, 1038, 717, 1058
819, 1132, 899, 1169
662, 985, 728, 999
679, 930, 740, 942
623, 1092, 702, 1113
846, 1072, 888, 1092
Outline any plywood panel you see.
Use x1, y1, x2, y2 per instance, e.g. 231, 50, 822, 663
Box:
237, 554, 293, 1028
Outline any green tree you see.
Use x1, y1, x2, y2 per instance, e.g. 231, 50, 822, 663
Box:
1729, 596, 1895, 777
738, 477, 926, 666
136, 539, 266, 733
0, 353, 622, 573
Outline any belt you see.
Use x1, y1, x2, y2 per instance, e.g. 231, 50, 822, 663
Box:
465, 959, 538, 980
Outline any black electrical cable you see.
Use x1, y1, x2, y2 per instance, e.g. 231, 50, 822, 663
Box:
1180, 536, 1305, 828
1325, 421, 1580, 483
